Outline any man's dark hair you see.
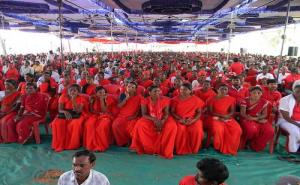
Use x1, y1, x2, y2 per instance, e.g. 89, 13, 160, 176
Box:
26, 82, 37, 89
5, 79, 18, 88
128, 81, 138, 88
233, 58, 239, 62
196, 158, 229, 184
73, 150, 96, 163
250, 85, 262, 92
148, 85, 160, 92
267, 79, 277, 84
96, 86, 107, 93
181, 83, 192, 91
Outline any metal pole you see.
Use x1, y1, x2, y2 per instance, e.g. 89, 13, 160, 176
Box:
68, 39, 71, 52
110, 12, 114, 57
135, 31, 137, 58
58, 0, 64, 67
125, 30, 129, 55
0, 16, 7, 56
276, 0, 292, 81
226, 12, 234, 63
206, 28, 209, 58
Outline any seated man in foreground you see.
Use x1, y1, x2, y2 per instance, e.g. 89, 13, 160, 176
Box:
277, 84, 300, 153
58, 150, 110, 185
179, 158, 229, 185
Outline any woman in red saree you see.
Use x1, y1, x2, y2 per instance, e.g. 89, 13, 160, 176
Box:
171, 83, 204, 155
4, 63, 19, 81
0, 79, 20, 143
83, 86, 117, 152
130, 85, 177, 159
13, 83, 49, 144
81, 75, 96, 96
207, 84, 242, 155
17, 73, 34, 95
51, 84, 87, 152
112, 82, 142, 146
240, 86, 274, 152
38, 72, 59, 120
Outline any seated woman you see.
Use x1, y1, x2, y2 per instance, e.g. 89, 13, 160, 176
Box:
207, 84, 242, 155
83, 86, 117, 152
51, 84, 87, 152
130, 85, 177, 159
179, 158, 229, 185
81, 75, 97, 96
171, 83, 204, 155
13, 83, 49, 144
0, 79, 20, 143
17, 73, 34, 95
277, 84, 300, 153
38, 71, 59, 121
112, 82, 142, 146
240, 86, 274, 152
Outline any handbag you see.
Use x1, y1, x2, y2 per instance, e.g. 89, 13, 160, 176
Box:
57, 110, 81, 119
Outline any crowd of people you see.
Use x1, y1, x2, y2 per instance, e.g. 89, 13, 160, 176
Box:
0, 51, 300, 160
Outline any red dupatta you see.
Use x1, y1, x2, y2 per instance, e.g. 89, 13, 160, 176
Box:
241, 98, 268, 117
1, 91, 20, 112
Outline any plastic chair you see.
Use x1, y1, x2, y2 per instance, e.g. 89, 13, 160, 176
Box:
32, 95, 50, 144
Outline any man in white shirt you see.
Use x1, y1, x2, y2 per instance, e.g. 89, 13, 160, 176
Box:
37, 65, 60, 86
58, 150, 110, 185
20, 61, 34, 78
104, 62, 113, 79
277, 83, 300, 153
256, 66, 274, 82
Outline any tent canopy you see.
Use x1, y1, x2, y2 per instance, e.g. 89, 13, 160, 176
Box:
0, 0, 300, 43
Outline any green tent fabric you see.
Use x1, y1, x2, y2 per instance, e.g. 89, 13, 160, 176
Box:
0, 134, 299, 185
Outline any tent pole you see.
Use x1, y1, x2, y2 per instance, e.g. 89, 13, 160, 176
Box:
68, 39, 71, 53
110, 12, 114, 57
206, 28, 209, 58
0, 16, 7, 56
226, 12, 234, 63
58, 0, 64, 68
276, 0, 292, 81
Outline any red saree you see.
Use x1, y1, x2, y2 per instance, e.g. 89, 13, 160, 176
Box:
83, 95, 117, 152
0, 91, 20, 143
240, 98, 274, 152
207, 96, 242, 155
172, 95, 204, 155
112, 95, 141, 146
51, 94, 87, 152
130, 96, 177, 159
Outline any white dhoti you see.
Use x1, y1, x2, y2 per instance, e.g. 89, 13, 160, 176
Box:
277, 118, 300, 153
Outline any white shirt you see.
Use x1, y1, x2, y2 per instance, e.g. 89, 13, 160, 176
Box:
37, 71, 60, 87
104, 67, 112, 79
278, 94, 296, 120
256, 73, 274, 81
2, 65, 9, 74
20, 65, 34, 76
277, 73, 290, 84
215, 61, 223, 72
192, 80, 201, 90
58, 169, 110, 185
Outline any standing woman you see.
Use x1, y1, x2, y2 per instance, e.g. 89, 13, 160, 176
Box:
0, 79, 20, 143
131, 85, 177, 159
83, 86, 117, 152
239, 86, 274, 151
171, 83, 204, 155
51, 84, 87, 152
207, 84, 242, 155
